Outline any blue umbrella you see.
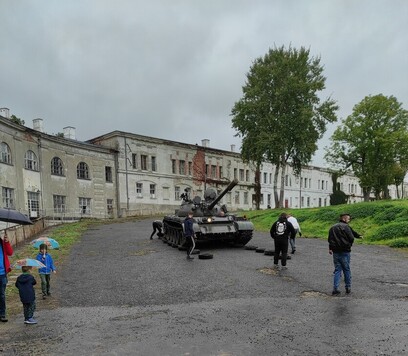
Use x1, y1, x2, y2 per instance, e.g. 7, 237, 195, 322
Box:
31, 237, 60, 249
12, 258, 46, 269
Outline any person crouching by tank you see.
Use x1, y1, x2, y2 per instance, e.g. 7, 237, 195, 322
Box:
270, 213, 296, 270
184, 211, 195, 260
150, 220, 163, 240
15, 266, 37, 324
36, 244, 56, 299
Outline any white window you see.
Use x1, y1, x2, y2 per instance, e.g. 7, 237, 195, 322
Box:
141, 155, 147, 170
235, 191, 240, 204
53, 195, 66, 213
79, 197, 91, 215
107, 199, 113, 215
77, 162, 90, 179
2, 187, 14, 209
0, 142, 11, 164
136, 183, 143, 197
244, 192, 248, 204
51, 157, 64, 176
175, 186, 180, 200
150, 184, 156, 198
25, 150, 38, 171
180, 160, 186, 175
151, 156, 157, 172
27, 191, 40, 218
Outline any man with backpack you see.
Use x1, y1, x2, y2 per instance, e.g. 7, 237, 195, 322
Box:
270, 213, 296, 270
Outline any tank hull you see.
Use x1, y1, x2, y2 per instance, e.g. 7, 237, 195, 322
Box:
162, 215, 253, 247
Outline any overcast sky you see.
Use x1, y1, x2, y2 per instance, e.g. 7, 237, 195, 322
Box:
1, 0, 407, 166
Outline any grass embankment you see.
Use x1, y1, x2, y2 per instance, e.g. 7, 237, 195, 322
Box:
243, 200, 408, 249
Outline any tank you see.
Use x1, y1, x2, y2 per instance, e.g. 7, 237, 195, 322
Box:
162, 179, 254, 247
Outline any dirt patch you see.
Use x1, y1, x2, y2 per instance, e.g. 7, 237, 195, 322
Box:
301, 290, 328, 298
128, 249, 156, 256
258, 267, 279, 276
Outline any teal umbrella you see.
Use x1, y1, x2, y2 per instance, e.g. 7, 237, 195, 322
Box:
30, 237, 60, 249
12, 258, 46, 269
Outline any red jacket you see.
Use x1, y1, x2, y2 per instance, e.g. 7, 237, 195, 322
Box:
1, 238, 13, 274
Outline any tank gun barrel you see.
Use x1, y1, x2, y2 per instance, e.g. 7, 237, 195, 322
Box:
207, 179, 238, 210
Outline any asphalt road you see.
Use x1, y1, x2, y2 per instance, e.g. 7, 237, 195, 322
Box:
1, 218, 408, 356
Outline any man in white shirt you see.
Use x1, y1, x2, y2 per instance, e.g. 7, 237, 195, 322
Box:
287, 214, 301, 254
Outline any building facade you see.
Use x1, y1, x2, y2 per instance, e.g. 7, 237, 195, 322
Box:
1, 109, 407, 221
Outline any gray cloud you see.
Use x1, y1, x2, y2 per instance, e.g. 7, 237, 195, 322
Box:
1, 0, 407, 165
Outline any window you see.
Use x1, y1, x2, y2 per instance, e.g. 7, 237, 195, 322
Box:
264, 173, 267, 184
307, 197, 310, 207
79, 197, 91, 215
24, 150, 38, 171
132, 154, 137, 169
53, 195, 66, 213
2, 187, 14, 208
211, 165, 216, 178
27, 191, 40, 218
136, 183, 143, 197
0, 142, 11, 164
219, 166, 223, 178
151, 156, 156, 172
188, 162, 192, 176
77, 162, 90, 179
172, 159, 176, 174
51, 157, 64, 176
304, 178, 307, 188
141, 155, 147, 170
205, 164, 209, 175
150, 184, 156, 198
244, 192, 248, 204
246, 170, 249, 182
163, 186, 170, 200
175, 186, 180, 200
105, 166, 113, 182
285, 175, 289, 186
179, 160, 186, 175
107, 199, 113, 215
234, 168, 237, 180
239, 169, 244, 181
234, 191, 240, 204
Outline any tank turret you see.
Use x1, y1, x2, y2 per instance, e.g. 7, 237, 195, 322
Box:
162, 179, 253, 247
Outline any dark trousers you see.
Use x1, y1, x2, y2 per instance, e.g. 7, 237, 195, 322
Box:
23, 301, 36, 320
40, 274, 51, 295
274, 238, 289, 266
150, 224, 162, 239
185, 235, 195, 256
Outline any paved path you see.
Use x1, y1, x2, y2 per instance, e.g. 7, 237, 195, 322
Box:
1, 219, 408, 355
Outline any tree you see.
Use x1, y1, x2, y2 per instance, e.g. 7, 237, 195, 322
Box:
231, 45, 338, 208
325, 94, 408, 201
9, 114, 25, 126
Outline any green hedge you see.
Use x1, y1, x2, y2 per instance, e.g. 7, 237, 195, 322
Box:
369, 221, 408, 241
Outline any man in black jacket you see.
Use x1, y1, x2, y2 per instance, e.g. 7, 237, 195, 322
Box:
184, 211, 195, 260
328, 213, 363, 296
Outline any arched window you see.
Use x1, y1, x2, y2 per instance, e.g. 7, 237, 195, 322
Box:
77, 162, 90, 179
0, 142, 11, 164
24, 150, 38, 171
51, 157, 64, 176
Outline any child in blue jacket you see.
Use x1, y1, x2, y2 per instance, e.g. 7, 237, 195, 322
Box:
36, 244, 56, 299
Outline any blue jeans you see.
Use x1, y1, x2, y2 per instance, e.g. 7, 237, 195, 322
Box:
0, 274, 7, 317
332, 252, 351, 290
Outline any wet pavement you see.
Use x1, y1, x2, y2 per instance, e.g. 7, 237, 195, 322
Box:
1, 219, 407, 355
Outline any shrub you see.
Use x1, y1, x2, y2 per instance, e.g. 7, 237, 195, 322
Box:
388, 238, 408, 248
373, 206, 407, 224
369, 221, 408, 241
330, 190, 348, 205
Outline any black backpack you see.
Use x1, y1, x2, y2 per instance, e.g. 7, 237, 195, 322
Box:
275, 221, 287, 236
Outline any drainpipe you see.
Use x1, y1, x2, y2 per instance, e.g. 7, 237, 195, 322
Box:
124, 137, 130, 211
37, 136, 44, 215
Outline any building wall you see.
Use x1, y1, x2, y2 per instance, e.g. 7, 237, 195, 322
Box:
2, 115, 408, 220
0, 117, 117, 219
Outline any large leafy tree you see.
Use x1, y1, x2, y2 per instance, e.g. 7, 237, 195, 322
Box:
325, 94, 408, 201
232, 45, 338, 208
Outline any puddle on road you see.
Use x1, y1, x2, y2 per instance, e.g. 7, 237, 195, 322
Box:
373, 279, 408, 287
301, 290, 328, 298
